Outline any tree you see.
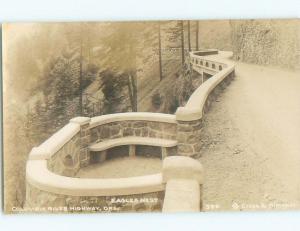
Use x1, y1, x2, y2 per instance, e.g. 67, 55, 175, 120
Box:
196, 21, 199, 50
158, 22, 163, 81
187, 20, 191, 51
180, 21, 185, 65
79, 24, 84, 115
164, 21, 185, 66
101, 70, 128, 114
140, 21, 168, 81
100, 22, 148, 112
38, 53, 82, 129
60, 22, 97, 116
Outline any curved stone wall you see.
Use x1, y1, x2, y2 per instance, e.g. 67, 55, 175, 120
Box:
176, 50, 235, 157
47, 133, 81, 177
26, 113, 176, 212
26, 182, 164, 213
25, 49, 235, 212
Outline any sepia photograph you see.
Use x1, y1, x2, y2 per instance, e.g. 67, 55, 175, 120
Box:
2, 19, 300, 214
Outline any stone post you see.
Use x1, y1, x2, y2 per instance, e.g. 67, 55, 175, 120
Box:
129, 145, 136, 157
161, 147, 167, 159
70, 117, 91, 167
162, 156, 204, 212
175, 108, 203, 157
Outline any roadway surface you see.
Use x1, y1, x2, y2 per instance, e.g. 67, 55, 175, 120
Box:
200, 59, 300, 211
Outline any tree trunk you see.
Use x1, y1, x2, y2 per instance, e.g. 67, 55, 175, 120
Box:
187, 20, 191, 51
79, 24, 83, 115
127, 73, 137, 112
196, 21, 199, 50
158, 22, 163, 81
180, 21, 185, 65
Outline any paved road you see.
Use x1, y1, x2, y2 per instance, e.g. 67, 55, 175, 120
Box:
200, 61, 300, 211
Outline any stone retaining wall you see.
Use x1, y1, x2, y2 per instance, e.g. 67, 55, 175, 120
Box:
46, 117, 92, 176
26, 182, 164, 213
176, 119, 203, 156
78, 120, 91, 167
175, 51, 235, 157
47, 133, 81, 177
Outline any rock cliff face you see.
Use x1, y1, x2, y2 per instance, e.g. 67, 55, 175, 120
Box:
198, 19, 299, 70
231, 19, 300, 70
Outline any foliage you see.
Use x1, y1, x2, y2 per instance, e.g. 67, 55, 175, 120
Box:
101, 70, 129, 114
151, 92, 163, 109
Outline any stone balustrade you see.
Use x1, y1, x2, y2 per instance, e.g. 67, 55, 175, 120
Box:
176, 50, 235, 157
26, 113, 177, 212
25, 49, 235, 212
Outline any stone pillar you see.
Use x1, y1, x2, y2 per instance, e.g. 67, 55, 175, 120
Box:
129, 145, 136, 157
176, 119, 203, 157
70, 117, 91, 167
162, 156, 204, 212
99, 150, 107, 162
175, 106, 203, 157
161, 147, 167, 159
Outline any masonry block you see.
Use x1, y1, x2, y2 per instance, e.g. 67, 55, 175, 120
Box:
70, 117, 91, 166
162, 156, 204, 184
162, 179, 200, 212
176, 119, 202, 156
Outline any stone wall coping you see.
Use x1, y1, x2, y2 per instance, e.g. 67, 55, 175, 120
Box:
175, 107, 203, 121
89, 136, 177, 152
28, 123, 80, 160
70, 116, 91, 125
89, 112, 176, 128
192, 49, 218, 56
175, 50, 235, 121
162, 156, 204, 184
26, 160, 164, 196
190, 53, 227, 67
162, 179, 200, 212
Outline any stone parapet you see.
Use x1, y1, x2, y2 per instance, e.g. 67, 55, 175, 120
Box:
28, 123, 80, 160
175, 50, 235, 157
70, 117, 91, 167
26, 182, 164, 213
162, 179, 200, 212
26, 160, 164, 196
162, 156, 203, 212
176, 119, 203, 157
162, 156, 204, 184
47, 133, 81, 177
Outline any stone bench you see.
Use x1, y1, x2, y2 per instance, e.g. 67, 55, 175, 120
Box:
89, 136, 178, 161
